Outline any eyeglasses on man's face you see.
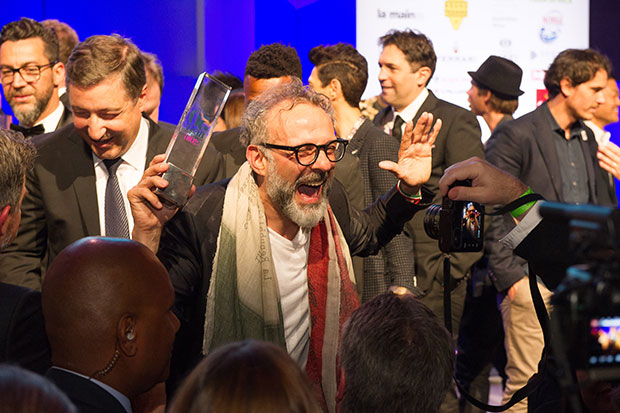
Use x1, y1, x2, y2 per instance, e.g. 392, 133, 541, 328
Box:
0, 61, 57, 84
260, 138, 348, 166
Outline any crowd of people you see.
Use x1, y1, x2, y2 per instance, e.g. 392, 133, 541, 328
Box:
1, 15, 620, 413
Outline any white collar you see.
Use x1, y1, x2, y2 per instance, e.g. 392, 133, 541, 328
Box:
584, 120, 611, 146
35, 100, 65, 133
50, 366, 132, 413
93, 117, 150, 169
393, 88, 429, 123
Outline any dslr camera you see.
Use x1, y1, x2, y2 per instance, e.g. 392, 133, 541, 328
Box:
423, 180, 484, 253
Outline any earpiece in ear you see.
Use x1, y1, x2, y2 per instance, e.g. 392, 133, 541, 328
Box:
126, 331, 135, 341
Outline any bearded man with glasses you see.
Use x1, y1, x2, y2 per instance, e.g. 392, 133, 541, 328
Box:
129, 78, 440, 408
0, 18, 72, 137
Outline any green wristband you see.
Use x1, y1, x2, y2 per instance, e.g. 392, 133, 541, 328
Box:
510, 187, 535, 218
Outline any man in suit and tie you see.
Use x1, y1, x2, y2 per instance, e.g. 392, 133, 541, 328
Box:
0, 18, 72, 137
0, 129, 50, 374
307, 42, 415, 302
373, 30, 483, 411
0, 34, 225, 290
485, 48, 616, 412
43, 237, 180, 413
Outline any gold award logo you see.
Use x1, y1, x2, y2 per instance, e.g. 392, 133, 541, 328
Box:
445, 0, 468, 30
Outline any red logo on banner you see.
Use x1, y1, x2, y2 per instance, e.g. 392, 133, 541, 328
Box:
536, 89, 549, 107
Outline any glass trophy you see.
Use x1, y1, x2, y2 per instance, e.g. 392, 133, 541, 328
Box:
155, 73, 231, 207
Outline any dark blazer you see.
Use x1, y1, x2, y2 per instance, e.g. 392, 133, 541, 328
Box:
347, 118, 415, 300
158, 178, 433, 392
0, 282, 50, 374
208, 127, 247, 178
0, 115, 225, 290
485, 102, 615, 291
46, 368, 127, 413
375, 90, 485, 292
56, 104, 73, 130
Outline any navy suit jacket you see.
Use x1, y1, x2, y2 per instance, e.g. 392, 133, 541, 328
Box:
0, 282, 50, 374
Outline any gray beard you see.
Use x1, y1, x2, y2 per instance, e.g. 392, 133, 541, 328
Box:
265, 161, 331, 230
11, 86, 54, 127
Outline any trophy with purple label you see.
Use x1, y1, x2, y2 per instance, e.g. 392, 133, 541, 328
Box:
155, 73, 231, 207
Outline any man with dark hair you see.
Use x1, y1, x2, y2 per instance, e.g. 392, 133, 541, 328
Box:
467, 55, 524, 132
43, 237, 180, 413
0, 129, 50, 375
209, 43, 303, 178
130, 78, 439, 409
373, 30, 483, 410
40, 19, 78, 109
0, 34, 225, 290
339, 291, 454, 413
308, 43, 416, 302
485, 48, 616, 412
0, 17, 72, 136
141, 51, 164, 123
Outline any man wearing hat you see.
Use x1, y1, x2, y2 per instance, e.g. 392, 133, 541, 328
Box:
454, 56, 525, 413
467, 56, 524, 133
485, 49, 616, 412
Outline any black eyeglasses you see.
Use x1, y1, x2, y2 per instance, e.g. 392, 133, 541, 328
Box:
0, 61, 57, 84
261, 138, 348, 166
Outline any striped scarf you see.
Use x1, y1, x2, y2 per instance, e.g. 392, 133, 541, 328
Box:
203, 162, 359, 411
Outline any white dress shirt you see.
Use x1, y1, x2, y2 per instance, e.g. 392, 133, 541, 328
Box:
93, 117, 149, 236
35, 101, 65, 133
383, 88, 430, 136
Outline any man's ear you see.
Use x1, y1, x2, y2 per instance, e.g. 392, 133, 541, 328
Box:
329, 78, 343, 101
52, 62, 65, 88
117, 314, 137, 357
416, 66, 432, 87
247, 145, 268, 177
560, 77, 574, 98
482, 89, 492, 104
137, 84, 148, 111
0, 205, 11, 238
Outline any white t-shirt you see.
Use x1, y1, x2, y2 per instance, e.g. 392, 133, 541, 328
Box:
268, 227, 311, 367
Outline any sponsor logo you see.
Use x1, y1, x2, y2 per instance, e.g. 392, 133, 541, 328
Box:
445, 0, 468, 30
539, 10, 562, 43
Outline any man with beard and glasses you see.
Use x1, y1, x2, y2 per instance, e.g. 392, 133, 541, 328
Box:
129, 78, 440, 410
0, 34, 225, 290
0, 18, 72, 137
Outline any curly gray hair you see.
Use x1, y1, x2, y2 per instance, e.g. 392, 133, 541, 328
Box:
240, 78, 335, 147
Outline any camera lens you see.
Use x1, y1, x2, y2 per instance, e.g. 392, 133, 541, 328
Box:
424, 204, 442, 240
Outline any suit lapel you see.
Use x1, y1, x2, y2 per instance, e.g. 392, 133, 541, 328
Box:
579, 127, 599, 203
67, 130, 100, 236
145, 115, 171, 167
532, 105, 563, 200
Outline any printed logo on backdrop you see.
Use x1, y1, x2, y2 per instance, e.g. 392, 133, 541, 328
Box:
536, 89, 549, 107
539, 10, 563, 43
445, 0, 468, 29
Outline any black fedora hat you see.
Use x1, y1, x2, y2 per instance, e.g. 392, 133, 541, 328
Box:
468, 56, 524, 99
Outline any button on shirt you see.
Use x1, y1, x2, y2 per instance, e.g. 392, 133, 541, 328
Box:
93, 117, 149, 236
547, 110, 591, 205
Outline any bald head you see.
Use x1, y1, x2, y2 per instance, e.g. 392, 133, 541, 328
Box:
42, 237, 179, 396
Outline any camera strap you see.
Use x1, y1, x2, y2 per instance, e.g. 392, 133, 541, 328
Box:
450, 261, 548, 412
486, 193, 545, 216
447, 202, 550, 412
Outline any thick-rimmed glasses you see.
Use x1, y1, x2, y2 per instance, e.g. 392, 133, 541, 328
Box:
261, 138, 348, 166
0, 61, 57, 84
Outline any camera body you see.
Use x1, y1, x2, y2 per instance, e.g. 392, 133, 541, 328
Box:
423, 180, 484, 253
